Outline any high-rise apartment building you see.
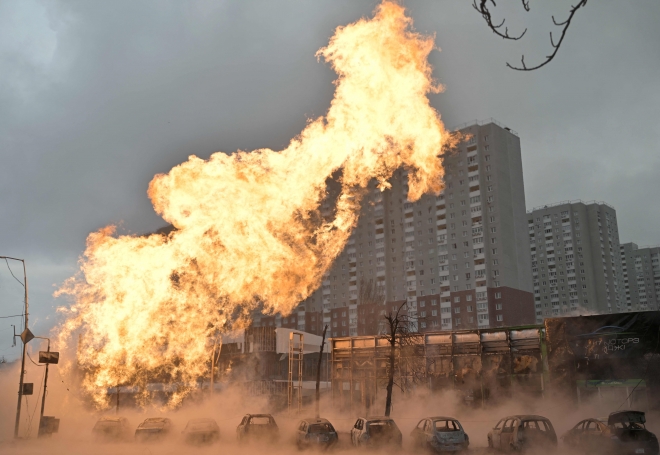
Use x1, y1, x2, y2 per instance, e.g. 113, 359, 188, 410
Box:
620, 243, 660, 311
527, 201, 625, 322
253, 120, 536, 336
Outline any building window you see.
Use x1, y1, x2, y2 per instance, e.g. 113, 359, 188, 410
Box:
496, 315, 503, 322
495, 292, 501, 298
496, 303, 502, 310
454, 307, 460, 314
467, 305, 473, 312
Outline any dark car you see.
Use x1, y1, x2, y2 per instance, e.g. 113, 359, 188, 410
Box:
236, 414, 279, 443
182, 418, 220, 445
488, 415, 557, 452
296, 418, 339, 449
563, 411, 659, 455
92, 416, 132, 441
135, 417, 173, 442
410, 416, 469, 452
350, 416, 403, 448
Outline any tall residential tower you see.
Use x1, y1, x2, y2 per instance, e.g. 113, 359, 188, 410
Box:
254, 120, 535, 336
620, 243, 660, 311
527, 201, 625, 322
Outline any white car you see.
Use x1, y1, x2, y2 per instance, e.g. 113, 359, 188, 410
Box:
350, 416, 402, 448
410, 417, 469, 452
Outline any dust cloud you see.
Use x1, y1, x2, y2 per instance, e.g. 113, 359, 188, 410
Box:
2, 362, 658, 455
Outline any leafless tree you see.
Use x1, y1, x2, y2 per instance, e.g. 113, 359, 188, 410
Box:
474, 0, 589, 71
315, 324, 328, 418
382, 301, 426, 416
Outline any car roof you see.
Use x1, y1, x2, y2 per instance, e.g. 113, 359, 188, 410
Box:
608, 411, 645, 425
501, 415, 550, 421
247, 413, 273, 417
189, 418, 217, 424
98, 417, 124, 422
365, 416, 395, 421
144, 417, 169, 422
301, 418, 331, 424
429, 416, 459, 421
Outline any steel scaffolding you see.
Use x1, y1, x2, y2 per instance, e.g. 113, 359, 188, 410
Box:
288, 332, 304, 413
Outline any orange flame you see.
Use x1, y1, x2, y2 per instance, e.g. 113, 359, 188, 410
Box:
56, 1, 449, 407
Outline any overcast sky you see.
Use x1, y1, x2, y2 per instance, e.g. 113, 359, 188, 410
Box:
1, 0, 659, 360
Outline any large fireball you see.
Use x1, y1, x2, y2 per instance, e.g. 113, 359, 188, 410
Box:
56, 1, 449, 407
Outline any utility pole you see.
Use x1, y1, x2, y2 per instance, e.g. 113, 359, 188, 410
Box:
33, 337, 50, 434
210, 339, 218, 397
315, 325, 328, 419
2, 256, 29, 439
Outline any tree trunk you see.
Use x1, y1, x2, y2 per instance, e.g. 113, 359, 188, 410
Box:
384, 336, 395, 417
315, 325, 328, 419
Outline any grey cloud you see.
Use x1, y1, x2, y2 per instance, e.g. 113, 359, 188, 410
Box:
1, 0, 659, 357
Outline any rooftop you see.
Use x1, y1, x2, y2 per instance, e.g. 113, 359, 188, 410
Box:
527, 199, 616, 214
450, 118, 518, 137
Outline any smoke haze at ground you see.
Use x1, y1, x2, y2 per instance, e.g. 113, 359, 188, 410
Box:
2, 363, 659, 455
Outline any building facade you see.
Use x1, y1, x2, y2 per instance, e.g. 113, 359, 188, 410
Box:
254, 120, 536, 336
620, 243, 660, 311
527, 201, 625, 322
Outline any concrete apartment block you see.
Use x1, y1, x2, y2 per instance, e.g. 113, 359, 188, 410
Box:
253, 120, 536, 336
527, 201, 625, 322
620, 243, 660, 311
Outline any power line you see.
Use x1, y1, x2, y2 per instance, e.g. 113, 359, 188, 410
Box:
0, 314, 24, 319
4, 258, 25, 287
26, 351, 45, 368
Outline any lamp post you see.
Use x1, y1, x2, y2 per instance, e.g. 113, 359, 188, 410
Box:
33, 337, 52, 433
1, 256, 29, 439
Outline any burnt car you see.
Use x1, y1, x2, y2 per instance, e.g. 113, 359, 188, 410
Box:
563, 411, 658, 455
92, 416, 132, 441
236, 414, 279, 443
134, 417, 173, 442
182, 418, 220, 445
410, 416, 469, 452
488, 415, 557, 452
296, 418, 339, 449
350, 416, 403, 448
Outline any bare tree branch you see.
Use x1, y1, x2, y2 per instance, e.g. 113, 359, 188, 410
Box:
507, 0, 588, 71
473, 0, 527, 41
474, 0, 588, 71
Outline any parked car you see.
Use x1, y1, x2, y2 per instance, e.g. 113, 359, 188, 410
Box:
488, 415, 557, 452
295, 418, 338, 449
134, 417, 173, 442
350, 416, 402, 448
91, 416, 132, 441
236, 414, 279, 443
563, 411, 658, 455
182, 418, 220, 445
410, 416, 469, 452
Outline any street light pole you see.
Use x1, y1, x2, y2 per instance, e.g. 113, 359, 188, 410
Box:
34, 337, 50, 431
1, 256, 28, 439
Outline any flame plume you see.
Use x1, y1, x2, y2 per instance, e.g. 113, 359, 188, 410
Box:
56, 1, 449, 407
